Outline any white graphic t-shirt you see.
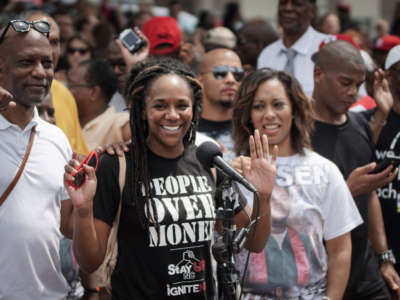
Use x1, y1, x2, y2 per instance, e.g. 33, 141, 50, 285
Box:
238, 149, 363, 299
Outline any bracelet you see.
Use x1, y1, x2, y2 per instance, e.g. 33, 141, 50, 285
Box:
371, 115, 387, 126
377, 249, 397, 265
322, 296, 331, 300
84, 286, 100, 294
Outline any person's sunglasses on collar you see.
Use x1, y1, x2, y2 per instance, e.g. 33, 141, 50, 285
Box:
0, 20, 51, 44
211, 65, 245, 82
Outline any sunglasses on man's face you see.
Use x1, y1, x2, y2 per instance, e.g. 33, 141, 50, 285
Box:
67, 47, 89, 55
212, 65, 245, 82
0, 20, 51, 44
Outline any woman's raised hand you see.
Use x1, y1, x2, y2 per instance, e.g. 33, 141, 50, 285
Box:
240, 129, 278, 196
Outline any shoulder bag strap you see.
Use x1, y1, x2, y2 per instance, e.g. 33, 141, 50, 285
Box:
0, 126, 36, 206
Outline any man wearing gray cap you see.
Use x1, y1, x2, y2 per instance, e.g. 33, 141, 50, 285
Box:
375, 45, 400, 284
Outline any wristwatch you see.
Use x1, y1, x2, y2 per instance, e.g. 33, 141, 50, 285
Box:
378, 249, 397, 265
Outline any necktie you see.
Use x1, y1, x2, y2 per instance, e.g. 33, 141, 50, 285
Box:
284, 48, 297, 76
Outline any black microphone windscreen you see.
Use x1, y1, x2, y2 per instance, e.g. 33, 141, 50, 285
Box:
196, 141, 222, 169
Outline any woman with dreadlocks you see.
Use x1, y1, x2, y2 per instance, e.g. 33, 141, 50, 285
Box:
64, 57, 276, 300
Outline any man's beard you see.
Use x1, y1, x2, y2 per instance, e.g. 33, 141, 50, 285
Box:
219, 99, 233, 109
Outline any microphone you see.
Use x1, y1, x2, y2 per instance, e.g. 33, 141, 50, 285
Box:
196, 141, 257, 193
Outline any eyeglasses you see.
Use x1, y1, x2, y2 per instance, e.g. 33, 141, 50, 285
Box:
67, 47, 89, 55
0, 20, 51, 44
211, 65, 245, 82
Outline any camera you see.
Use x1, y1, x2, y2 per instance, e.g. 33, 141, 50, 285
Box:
119, 28, 145, 53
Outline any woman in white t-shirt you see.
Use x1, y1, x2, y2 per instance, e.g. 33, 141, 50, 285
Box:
231, 68, 363, 300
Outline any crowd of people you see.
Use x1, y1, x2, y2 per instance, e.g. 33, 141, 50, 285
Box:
1, 0, 400, 300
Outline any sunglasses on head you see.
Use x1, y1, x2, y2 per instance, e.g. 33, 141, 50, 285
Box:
212, 65, 245, 82
0, 20, 50, 44
67, 47, 89, 55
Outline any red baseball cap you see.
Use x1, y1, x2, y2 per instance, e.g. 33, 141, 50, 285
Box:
374, 35, 400, 52
337, 3, 351, 12
312, 34, 360, 63
142, 16, 182, 56
318, 34, 360, 51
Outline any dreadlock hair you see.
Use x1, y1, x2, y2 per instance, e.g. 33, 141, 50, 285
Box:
125, 57, 203, 230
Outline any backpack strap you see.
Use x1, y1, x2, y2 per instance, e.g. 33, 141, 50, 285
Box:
115, 154, 126, 226
102, 154, 126, 293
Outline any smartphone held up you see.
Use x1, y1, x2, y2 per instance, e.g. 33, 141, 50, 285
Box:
119, 28, 145, 53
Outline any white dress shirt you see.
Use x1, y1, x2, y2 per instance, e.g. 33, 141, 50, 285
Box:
257, 26, 331, 98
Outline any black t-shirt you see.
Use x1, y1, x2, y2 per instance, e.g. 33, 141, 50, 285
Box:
93, 144, 244, 300
198, 118, 235, 162
197, 118, 232, 142
311, 112, 385, 297
376, 110, 400, 263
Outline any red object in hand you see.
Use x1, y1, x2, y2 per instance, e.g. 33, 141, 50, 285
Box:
68, 151, 99, 189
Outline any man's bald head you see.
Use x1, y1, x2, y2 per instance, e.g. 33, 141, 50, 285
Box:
198, 48, 243, 115
0, 29, 53, 109
199, 48, 241, 73
25, 11, 61, 67
313, 40, 365, 73
313, 40, 366, 120
25, 11, 59, 36
0, 28, 52, 70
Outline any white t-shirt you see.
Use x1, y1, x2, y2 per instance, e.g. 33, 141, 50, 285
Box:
0, 110, 71, 300
239, 149, 362, 298
257, 26, 330, 98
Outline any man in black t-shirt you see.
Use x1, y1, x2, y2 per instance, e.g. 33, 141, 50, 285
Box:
197, 48, 244, 298
197, 48, 244, 162
311, 40, 399, 299
375, 45, 400, 276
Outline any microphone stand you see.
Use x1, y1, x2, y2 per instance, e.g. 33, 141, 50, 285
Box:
212, 178, 241, 300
